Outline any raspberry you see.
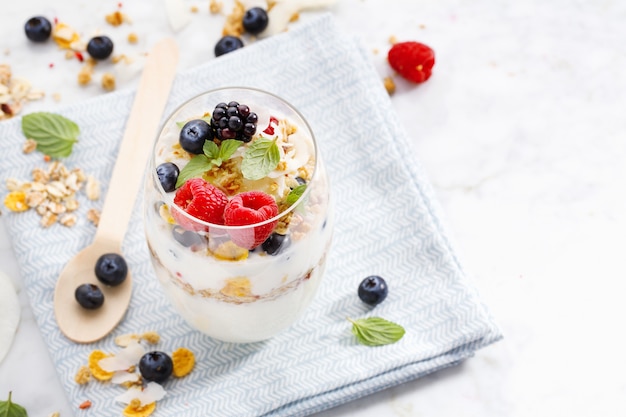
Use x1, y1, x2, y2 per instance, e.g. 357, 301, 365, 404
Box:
224, 191, 278, 249
387, 41, 435, 84
173, 178, 228, 231
210, 101, 258, 143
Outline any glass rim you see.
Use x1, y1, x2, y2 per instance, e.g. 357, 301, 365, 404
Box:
150, 86, 319, 231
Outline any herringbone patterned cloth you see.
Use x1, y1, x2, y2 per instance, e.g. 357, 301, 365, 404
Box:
0, 15, 501, 417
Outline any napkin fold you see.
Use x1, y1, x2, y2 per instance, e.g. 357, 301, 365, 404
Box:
0, 15, 501, 417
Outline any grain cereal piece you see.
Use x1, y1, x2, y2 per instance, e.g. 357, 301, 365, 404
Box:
171, 347, 195, 377
88, 350, 114, 381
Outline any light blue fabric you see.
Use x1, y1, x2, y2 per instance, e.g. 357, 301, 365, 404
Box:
0, 15, 501, 417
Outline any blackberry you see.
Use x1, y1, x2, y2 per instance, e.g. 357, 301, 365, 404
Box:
210, 101, 258, 142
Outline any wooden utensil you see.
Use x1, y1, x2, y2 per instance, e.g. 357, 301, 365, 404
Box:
53, 38, 179, 343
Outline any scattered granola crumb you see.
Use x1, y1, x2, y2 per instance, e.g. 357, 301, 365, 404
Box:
372, 48, 379, 55
52, 22, 80, 49
190, 5, 199, 13
86, 175, 101, 200
65, 50, 75, 60
23, 139, 37, 154
141, 331, 161, 344
383, 76, 396, 95
106, 10, 130, 26
419, 23, 426, 29
78, 400, 92, 410
52, 92, 62, 102
388, 35, 398, 45
48, 412, 60, 417
59, 213, 78, 227
209, 0, 223, 14
222, 0, 245, 36
289, 12, 300, 23
75, 365, 91, 384
127, 32, 139, 44
87, 208, 101, 226
101, 73, 116, 91
77, 64, 94, 86
0, 64, 45, 120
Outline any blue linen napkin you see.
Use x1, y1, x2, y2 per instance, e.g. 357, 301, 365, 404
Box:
0, 14, 501, 417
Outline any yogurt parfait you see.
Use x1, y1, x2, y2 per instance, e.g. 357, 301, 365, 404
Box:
144, 88, 333, 343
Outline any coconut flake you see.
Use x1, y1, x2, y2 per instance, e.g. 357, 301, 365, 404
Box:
111, 370, 141, 385
98, 341, 145, 372
261, 0, 338, 37
163, 0, 191, 32
115, 382, 166, 406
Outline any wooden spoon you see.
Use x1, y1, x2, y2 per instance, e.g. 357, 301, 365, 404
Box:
53, 38, 179, 343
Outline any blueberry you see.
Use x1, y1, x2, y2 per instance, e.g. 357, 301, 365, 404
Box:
262, 233, 290, 255
156, 162, 179, 192
24, 16, 52, 42
86, 36, 114, 60
75, 283, 104, 309
172, 226, 204, 247
242, 7, 269, 35
179, 119, 211, 154
214, 36, 244, 57
358, 275, 388, 306
139, 351, 173, 383
95, 253, 128, 286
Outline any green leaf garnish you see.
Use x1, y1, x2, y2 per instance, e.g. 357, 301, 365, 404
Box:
285, 184, 306, 206
175, 154, 213, 188
176, 120, 187, 129
21, 112, 79, 158
218, 139, 241, 161
0, 392, 28, 417
348, 317, 405, 347
241, 138, 280, 180
203, 140, 219, 159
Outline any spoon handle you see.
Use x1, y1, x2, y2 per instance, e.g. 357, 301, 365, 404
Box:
94, 38, 179, 247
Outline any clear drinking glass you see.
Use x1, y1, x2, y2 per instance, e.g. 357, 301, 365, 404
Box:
144, 87, 333, 343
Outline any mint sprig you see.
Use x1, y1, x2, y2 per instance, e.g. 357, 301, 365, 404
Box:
175, 139, 242, 188
348, 317, 405, 346
241, 138, 280, 180
0, 392, 28, 417
21, 112, 79, 158
285, 184, 306, 206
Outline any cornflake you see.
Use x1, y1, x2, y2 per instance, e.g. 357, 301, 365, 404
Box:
75, 365, 91, 384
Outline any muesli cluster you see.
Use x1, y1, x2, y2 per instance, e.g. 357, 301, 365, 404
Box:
3, 159, 100, 228
0, 64, 45, 120
74, 330, 195, 417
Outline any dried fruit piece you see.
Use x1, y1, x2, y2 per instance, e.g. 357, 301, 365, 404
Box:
171, 347, 195, 377
387, 41, 435, 84
88, 350, 114, 381
79, 400, 92, 409
122, 399, 156, 417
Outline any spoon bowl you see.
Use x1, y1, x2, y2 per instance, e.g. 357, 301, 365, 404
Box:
53, 38, 179, 343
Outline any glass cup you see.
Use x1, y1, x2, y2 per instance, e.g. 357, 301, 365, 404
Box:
144, 87, 333, 343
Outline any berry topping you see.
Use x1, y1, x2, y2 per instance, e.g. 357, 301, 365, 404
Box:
214, 35, 244, 57
179, 119, 212, 154
261, 233, 290, 255
173, 178, 228, 229
242, 7, 269, 35
86, 36, 114, 60
156, 162, 179, 192
139, 351, 173, 383
24, 16, 52, 42
224, 191, 278, 249
95, 253, 128, 287
358, 275, 388, 306
75, 283, 104, 309
210, 101, 257, 142
388, 41, 435, 84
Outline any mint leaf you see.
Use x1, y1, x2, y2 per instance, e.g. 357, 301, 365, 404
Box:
348, 317, 405, 347
175, 154, 213, 188
21, 112, 79, 158
285, 184, 306, 206
0, 392, 28, 417
218, 139, 241, 161
241, 138, 280, 180
176, 120, 186, 129
203, 140, 219, 159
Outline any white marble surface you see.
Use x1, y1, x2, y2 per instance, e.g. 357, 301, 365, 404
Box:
2, 0, 626, 416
